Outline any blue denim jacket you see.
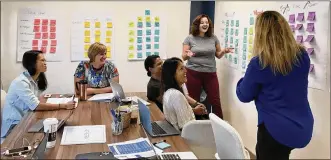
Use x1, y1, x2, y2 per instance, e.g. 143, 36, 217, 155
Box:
1, 71, 41, 143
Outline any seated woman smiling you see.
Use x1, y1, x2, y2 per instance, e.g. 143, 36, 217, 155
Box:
74, 42, 119, 95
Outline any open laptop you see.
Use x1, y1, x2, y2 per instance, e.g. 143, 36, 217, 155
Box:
28, 110, 73, 133
110, 82, 150, 105
138, 100, 180, 137
31, 130, 49, 159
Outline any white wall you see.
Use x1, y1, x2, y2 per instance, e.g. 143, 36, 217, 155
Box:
215, 1, 330, 159
1, 1, 190, 93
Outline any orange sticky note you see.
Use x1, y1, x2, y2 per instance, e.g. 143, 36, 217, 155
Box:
95, 21, 101, 28
106, 30, 112, 36
107, 22, 113, 28
84, 30, 90, 36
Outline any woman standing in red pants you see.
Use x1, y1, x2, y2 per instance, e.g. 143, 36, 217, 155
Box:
182, 14, 233, 119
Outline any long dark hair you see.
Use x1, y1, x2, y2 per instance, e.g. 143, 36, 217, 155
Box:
22, 50, 48, 91
161, 57, 184, 95
144, 55, 160, 77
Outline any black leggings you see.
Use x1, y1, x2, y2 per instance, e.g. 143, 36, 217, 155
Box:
256, 124, 294, 160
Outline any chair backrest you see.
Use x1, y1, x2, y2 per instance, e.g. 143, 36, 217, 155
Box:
209, 113, 246, 159
1, 90, 7, 109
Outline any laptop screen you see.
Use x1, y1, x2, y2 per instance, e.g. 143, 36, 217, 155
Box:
110, 82, 125, 99
138, 100, 153, 134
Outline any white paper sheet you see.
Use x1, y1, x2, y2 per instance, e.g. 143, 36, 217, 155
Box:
130, 96, 150, 106
88, 93, 115, 101
61, 125, 106, 145
46, 97, 78, 108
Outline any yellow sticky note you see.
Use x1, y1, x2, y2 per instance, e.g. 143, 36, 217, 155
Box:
84, 37, 90, 43
138, 16, 143, 22
146, 16, 151, 22
84, 30, 90, 36
129, 22, 134, 27
128, 53, 134, 59
84, 52, 88, 58
129, 37, 134, 43
129, 45, 134, 50
107, 22, 113, 28
248, 36, 253, 44
249, 27, 253, 35
84, 44, 90, 51
248, 45, 253, 53
95, 21, 101, 28
106, 51, 111, 58
129, 30, 135, 36
95, 30, 101, 36
155, 16, 160, 22
106, 37, 111, 43
95, 36, 100, 42
248, 53, 253, 61
106, 30, 112, 36
84, 21, 90, 28
107, 46, 111, 52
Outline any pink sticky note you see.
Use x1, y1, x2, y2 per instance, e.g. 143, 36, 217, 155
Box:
42, 33, 48, 39
305, 35, 314, 42
296, 35, 303, 43
50, 47, 56, 53
33, 26, 40, 32
307, 12, 315, 21
309, 64, 314, 72
32, 46, 38, 50
50, 33, 56, 39
41, 46, 47, 53
306, 48, 314, 55
32, 40, 38, 46
42, 19, 48, 25
50, 20, 56, 26
295, 24, 303, 30
51, 40, 57, 46
50, 26, 56, 32
34, 19, 40, 25
306, 23, 314, 32
296, 13, 304, 22
290, 25, 295, 32
35, 32, 41, 39
289, 14, 295, 23
42, 25, 48, 32
42, 40, 48, 46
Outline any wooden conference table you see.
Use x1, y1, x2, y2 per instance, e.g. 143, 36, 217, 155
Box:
1, 92, 191, 159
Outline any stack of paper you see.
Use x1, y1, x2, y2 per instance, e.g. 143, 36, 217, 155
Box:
61, 125, 106, 145
46, 97, 78, 108
88, 93, 115, 101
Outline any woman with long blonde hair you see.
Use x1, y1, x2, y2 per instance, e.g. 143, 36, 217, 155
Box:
236, 11, 313, 159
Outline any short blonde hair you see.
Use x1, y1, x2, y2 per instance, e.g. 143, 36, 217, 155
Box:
253, 11, 305, 75
88, 42, 107, 62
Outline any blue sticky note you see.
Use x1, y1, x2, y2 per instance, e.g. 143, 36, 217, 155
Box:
155, 22, 160, 27
250, 17, 254, 25
243, 36, 247, 43
243, 44, 247, 52
146, 44, 151, 49
145, 10, 150, 15
146, 22, 151, 27
231, 20, 234, 27
230, 37, 233, 44
225, 36, 228, 42
137, 30, 143, 36
235, 48, 238, 54
137, 52, 143, 58
155, 29, 160, 35
146, 52, 151, 56
235, 29, 239, 36
154, 43, 159, 49
244, 28, 247, 35
154, 52, 159, 55
137, 45, 142, 51
146, 29, 151, 36
154, 36, 159, 42
137, 22, 143, 28
146, 37, 151, 42
137, 37, 143, 43
226, 20, 229, 26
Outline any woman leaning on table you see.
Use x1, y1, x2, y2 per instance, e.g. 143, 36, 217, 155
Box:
74, 42, 119, 95
182, 14, 233, 119
1, 50, 75, 144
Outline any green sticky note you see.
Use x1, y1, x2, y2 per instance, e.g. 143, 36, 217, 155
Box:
244, 28, 247, 35
146, 37, 151, 42
146, 44, 151, 49
229, 54, 232, 62
226, 20, 229, 26
154, 36, 159, 42
146, 52, 151, 56
146, 22, 151, 27
250, 17, 254, 25
234, 57, 238, 64
137, 45, 142, 51
231, 20, 234, 27
230, 28, 234, 35
155, 22, 160, 27
235, 29, 239, 36
137, 37, 143, 43
235, 39, 239, 46
145, 10, 150, 15
225, 28, 229, 34
225, 54, 228, 59
137, 30, 143, 36
225, 36, 228, 42
236, 20, 239, 27
243, 44, 247, 52
243, 36, 247, 43
137, 52, 143, 58
155, 29, 160, 35
243, 52, 246, 60
154, 43, 159, 49
235, 48, 238, 54
230, 37, 233, 44
146, 29, 151, 36
154, 52, 159, 55
225, 43, 228, 48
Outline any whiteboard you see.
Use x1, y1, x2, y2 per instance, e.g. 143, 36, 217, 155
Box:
217, 1, 330, 90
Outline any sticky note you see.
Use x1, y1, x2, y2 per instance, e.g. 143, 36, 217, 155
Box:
41, 47, 47, 53
42, 19, 48, 25
137, 45, 142, 51
34, 26, 40, 32
235, 39, 239, 47
50, 26, 56, 32
50, 20, 56, 26
306, 23, 314, 32
230, 28, 234, 35
137, 37, 143, 43
51, 40, 57, 46
146, 16, 151, 22
84, 37, 90, 43
244, 28, 247, 35
225, 36, 228, 42
106, 51, 111, 58
296, 35, 303, 43
42, 40, 48, 46
297, 13, 304, 22
309, 64, 314, 72
234, 57, 238, 64
155, 29, 160, 35
107, 22, 113, 28
229, 54, 232, 62
304, 35, 314, 42
155, 22, 160, 27
42, 33, 48, 39
249, 27, 253, 35
307, 12, 315, 21
34, 19, 40, 25
306, 48, 314, 55
35, 33, 41, 39
154, 36, 160, 42
146, 37, 151, 42
138, 16, 143, 22
243, 36, 247, 43
225, 43, 228, 48
32, 40, 38, 46
42, 26, 48, 32
95, 30, 101, 36
155, 16, 160, 22
235, 48, 238, 54
84, 52, 88, 58
146, 52, 151, 56
289, 14, 295, 23
50, 47, 56, 53
32, 47, 38, 50
154, 43, 159, 49
243, 44, 247, 52
138, 22, 143, 28
83, 30, 90, 37
129, 30, 135, 36
248, 45, 253, 52
145, 10, 151, 15
146, 44, 151, 49
129, 22, 134, 27
225, 54, 228, 59
236, 20, 239, 27
248, 53, 253, 61
129, 37, 134, 43
107, 46, 111, 52
128, 53, 134, 59
154, 52, 159, 55
225, 28, 229, 34
95, 21, 101, 28
295, 24, 303, 30
230, 37, 233, 44
231, 20, 234, 27
137, 52, 143, 58
50, 33, 56, 39
137, 30, 143, 36
226, 20, 229, 27
106, 30, 112, 36
248, 36, 253, 44
106, 37, 111, 43
235, 29, 239, 36
146, 22, 151, 27
242, 53, 246, 60
146, 29, 151, 36
250, 17, 254, 25
290, 25, 295, 32
129, 45, 134, 50
84, 21, 90, 28
95, 36, 100, 42
84, 44, 90, 51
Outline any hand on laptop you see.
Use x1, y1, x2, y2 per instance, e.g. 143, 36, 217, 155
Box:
60, 101, 76, 110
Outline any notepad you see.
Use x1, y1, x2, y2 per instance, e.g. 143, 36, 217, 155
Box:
61, 125, 106, 145
88, 93, 115, 101
46, 97, 78, 108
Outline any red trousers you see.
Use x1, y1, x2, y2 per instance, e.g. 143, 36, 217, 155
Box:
186, 68, 223, 119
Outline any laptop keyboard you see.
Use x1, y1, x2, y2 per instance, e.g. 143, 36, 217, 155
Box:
157, 154, 181, 160
151, 122, 167, 135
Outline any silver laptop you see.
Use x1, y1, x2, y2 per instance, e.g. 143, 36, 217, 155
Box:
110, 82, 132, 103
138, 100, 180, 137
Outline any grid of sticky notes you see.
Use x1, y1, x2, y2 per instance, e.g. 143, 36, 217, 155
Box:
32, 19, 57, 54
128, 10, 160, 59
83, 20, 113, 58
223, 19, 239, 66
289, 12, 316, 72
